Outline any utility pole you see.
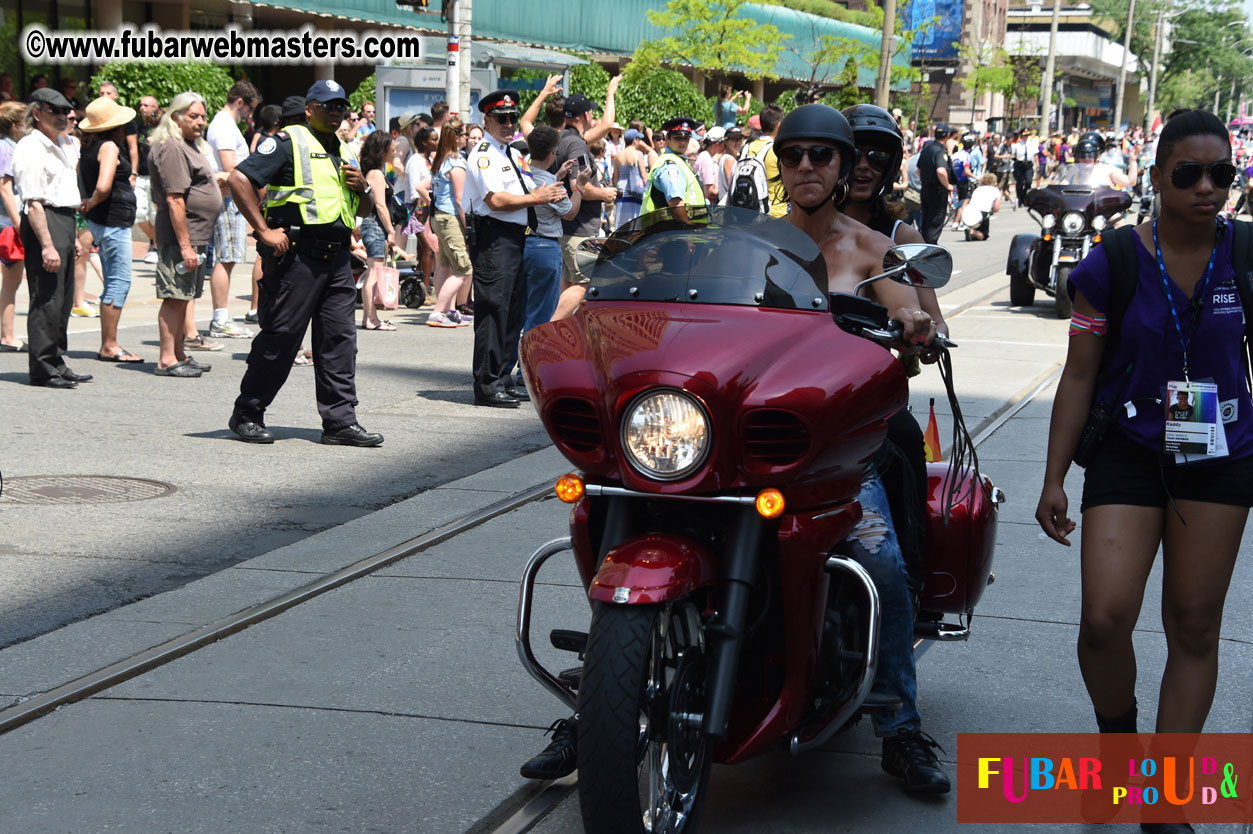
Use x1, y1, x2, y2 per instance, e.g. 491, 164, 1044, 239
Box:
1228, 76, 1237, 123
875, 0, 897, 108
1145, 6, 1163, 132
445, 0, 459, 116
1111, 0, 1136, 131
458, 0, 472, 121
1040, 0, 1061, 135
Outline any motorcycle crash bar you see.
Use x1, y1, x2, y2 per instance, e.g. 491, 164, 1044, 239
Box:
554, 475, 786, 519
516, 537, 580, 710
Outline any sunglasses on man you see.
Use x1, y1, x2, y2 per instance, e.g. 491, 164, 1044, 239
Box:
1170, 161, 1237, 190
777, 144, 837, 169
491, 112, 519, 125
314, 100, 350, 115
43, 105, 72, 117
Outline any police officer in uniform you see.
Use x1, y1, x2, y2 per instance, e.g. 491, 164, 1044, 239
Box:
225, 80, 384, 446
916, 124, 957, 245
641, 116, 708, 221
463, 89, 566, 408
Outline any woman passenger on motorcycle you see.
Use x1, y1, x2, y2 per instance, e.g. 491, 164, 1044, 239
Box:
774, 103, 951, 795
1037, 111, 1251, 834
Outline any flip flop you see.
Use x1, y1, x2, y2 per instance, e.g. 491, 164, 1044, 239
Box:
0, 342, 27, 352
98, 349, 144, 363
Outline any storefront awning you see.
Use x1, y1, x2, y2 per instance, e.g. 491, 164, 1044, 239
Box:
471, 42, 586, 71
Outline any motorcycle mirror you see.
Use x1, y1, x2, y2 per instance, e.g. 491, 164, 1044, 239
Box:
882, 244, 952, 289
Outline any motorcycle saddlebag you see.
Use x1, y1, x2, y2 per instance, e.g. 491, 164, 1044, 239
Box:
920, 462, 998, 615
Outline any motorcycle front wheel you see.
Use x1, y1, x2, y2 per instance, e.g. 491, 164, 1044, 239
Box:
577, 600, 711, 834
1054, 265, 1074, 319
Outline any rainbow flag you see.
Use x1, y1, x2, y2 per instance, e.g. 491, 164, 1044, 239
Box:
923, 398, 942, 463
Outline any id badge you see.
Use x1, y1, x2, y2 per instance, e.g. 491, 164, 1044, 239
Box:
1163, 380, 1224, 459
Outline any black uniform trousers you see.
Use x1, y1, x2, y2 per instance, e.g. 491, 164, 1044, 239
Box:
469, 217, 526, 399
20, 207, 76, 382
919, 188, 948, 245
234, 247, 359, 430
1013, 160, 1034, 205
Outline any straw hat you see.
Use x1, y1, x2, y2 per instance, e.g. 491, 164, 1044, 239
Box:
80, 96, 136, 133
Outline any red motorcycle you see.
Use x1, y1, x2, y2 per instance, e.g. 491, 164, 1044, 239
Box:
515, 207, 1001, 834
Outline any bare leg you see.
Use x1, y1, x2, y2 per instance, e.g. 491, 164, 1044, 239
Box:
158, 299, 189, 368
361, 257, 382, 327
74, 228, 92, 308
1077, 504, 1163, 720
209, 261, 234, 320
137, 221, 156, 247
184, 302, 201, 340
98, 303, 123, 356
434, 269, 465, 315
550, 281, 586, 322
1156, 500, 1247, 732
0, 259, 23, 347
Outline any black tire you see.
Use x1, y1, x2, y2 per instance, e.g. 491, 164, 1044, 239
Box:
399, 278, 424, 309
577, 601, 711, 834
1054, 265, 1074, 319
1009, 267, 1036, 307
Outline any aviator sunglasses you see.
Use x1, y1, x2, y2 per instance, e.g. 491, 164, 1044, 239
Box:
492, 112, 519, 125
854, 148, 893, 172
777, 144, 837, 169
1170, 161, 1237, 190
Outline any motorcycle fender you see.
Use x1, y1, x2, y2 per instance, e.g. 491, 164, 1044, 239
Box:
589, 534, 717, 605
1007, 233, 1038, 283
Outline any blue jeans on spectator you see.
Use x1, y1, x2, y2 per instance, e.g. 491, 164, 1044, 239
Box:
844, 469, 921, 737
88, 221, 132, 308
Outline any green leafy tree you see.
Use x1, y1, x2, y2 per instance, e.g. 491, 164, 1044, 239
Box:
350, 74, 376, 112
634, 0, 791, 80
90, 63, 234, 112
1153, 1, 1253, 114
617, 66, 714, 127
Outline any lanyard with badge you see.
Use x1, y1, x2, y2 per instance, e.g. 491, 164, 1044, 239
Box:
1153, 219, 1227, 460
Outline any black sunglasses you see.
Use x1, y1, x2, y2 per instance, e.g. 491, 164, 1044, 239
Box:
1170, 161, 1237, 190
777, 144, 838, 169
491, 112, 519, 125
315, 100, 349, 115
43, 105, 72, 117
855, 148, 894, 172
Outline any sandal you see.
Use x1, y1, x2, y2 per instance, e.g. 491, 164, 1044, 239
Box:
0, 341, 27, 353
375, 320, 396, 331
293, 349, 313, 366
98, 349, 144, 363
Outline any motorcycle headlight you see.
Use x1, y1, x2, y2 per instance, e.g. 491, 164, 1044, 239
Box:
621, 390, 711, 480
1092, 215, 1107, 231
1042, 215, 1057, 230
1061, 212, 1086, 235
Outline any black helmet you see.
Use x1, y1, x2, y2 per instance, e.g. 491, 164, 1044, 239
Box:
1075, 131, 1104, 161
776, 104, 857, 184
842, 104, 903, 199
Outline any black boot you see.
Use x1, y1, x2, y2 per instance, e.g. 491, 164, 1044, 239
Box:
519, 716, 577, 780
881, 728, 951, 794
1095, 700, 1138, 733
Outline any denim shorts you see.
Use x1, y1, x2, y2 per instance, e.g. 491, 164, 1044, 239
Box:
359, 216, 387, 259
212, 198, 247, 264
88, 221, 132, 308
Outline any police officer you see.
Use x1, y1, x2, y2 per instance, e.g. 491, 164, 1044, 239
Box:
916, 124, 957, 245
225, 80, 384, 446
641, 116, 708, 221
463, 89, 566, 408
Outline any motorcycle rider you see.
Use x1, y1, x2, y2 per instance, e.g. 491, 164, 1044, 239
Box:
774, 103, 950, 794
1061, 131, 1135, 190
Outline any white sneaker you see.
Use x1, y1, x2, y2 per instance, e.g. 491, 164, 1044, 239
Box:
426, 310, 460, 328
209, 320, 255, 339
143, 249, 159, 265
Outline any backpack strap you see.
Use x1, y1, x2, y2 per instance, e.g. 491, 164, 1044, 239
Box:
1228, 219, 1253, 387
1096, 225, 1140, 379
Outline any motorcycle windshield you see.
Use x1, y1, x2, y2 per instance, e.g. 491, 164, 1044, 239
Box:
1055, 163, 1117, 187
584, 206, 830, 311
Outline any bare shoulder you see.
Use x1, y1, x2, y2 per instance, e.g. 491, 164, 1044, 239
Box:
892, 220, 925, 245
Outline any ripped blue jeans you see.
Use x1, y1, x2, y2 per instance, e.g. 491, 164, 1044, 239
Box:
843, 467, 920, 737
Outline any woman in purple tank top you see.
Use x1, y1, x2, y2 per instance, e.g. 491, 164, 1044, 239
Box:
1037, 112, 1251, 834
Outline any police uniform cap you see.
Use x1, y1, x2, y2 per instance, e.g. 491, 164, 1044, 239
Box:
306, 80, 349, 104
663, 117, 696, 136
281, 96, 306, 120
479, 89, 521, 115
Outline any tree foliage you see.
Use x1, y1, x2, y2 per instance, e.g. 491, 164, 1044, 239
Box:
90, 62, 234, 112
350, 74, 376, 112
618, 65, 715, 126
634, 0, 791, 80
1155, 0, 1253, 115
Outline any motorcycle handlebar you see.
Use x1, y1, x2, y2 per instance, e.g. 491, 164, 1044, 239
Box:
863, 322, 958, 350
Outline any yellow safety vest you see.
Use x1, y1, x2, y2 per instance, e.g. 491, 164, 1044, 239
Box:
642, 152, 707, 214
264, 124, 359, 227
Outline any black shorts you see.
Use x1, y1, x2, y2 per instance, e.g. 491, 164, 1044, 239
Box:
1081, 430, 1253, 512
956, 180, 973, 201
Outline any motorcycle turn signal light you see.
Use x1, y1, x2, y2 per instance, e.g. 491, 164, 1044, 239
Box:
1093, 233, 1102, 243
1043, 234, 1052, 242
555, 474, 585, 504
755, 488, 785, 519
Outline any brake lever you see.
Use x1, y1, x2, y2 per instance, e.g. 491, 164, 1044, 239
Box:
862, 326, 959, 350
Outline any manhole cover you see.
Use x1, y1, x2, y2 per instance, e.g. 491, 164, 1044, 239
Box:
1, 475, 177, 504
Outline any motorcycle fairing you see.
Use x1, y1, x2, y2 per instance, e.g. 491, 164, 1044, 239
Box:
588, 534, 717, 605
1007, 233, 1037, 286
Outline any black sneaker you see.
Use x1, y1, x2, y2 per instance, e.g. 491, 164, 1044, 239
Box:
519, 717, 577, 780
881, 728, 951, 794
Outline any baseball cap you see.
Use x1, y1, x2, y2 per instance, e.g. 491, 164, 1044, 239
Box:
933, 123, 953, 136
706, 126, 727, 142
306, 80, 350, 104
563, 94, 598, 119
747, 114, 761, 130
30, 88, 73, 109
281, 96, 307, 120
624, 128, 642, 143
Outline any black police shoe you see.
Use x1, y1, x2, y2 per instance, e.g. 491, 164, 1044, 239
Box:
504, 386, 531, 402
59, 368, 94, 383
475, 391, 520, 408
31, 376, 77, 389
229, 414, 275, 444
882, 728, 951, 794
321, 424, 384, 447
519, 717, 577, 780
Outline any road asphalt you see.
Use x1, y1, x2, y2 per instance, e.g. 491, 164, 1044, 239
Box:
2, 211, 1249, 833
